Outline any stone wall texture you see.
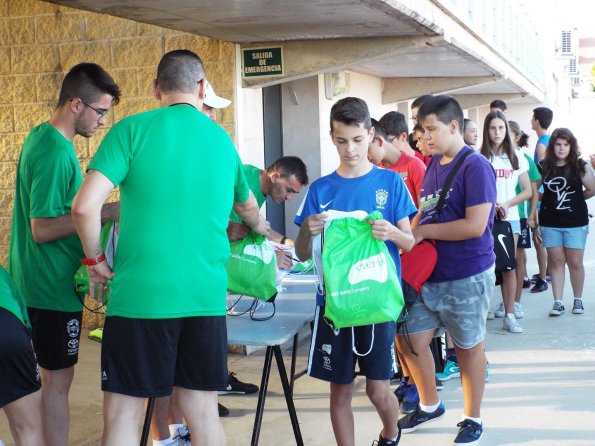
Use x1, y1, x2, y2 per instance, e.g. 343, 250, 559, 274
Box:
0, 0, 236, 326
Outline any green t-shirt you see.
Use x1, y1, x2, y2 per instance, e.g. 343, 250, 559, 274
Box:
516, 152, 541, 219
230, 164, 266, 222
0, 266, 30, 329
88, 104, 250, 318
8, 122, 84, 312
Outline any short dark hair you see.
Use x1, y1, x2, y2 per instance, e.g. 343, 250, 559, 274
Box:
378, 111, 408, 137
490, 99, 508, 111
533, 107, 553, 130
266, 156, 309, 186
417, 95, 464, 134
411, 94, 434, 110
371, 118, 388, 140
156, 49, 206, 94
57, 63, 120, 107
330, 97, 371, 132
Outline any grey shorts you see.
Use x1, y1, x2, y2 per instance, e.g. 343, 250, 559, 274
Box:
398, 268, 494, 349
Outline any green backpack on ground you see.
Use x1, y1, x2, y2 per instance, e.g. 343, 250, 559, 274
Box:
227, 231, 278, 301
322, 211, 404, 329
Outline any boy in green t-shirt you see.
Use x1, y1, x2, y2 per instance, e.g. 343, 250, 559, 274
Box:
8, 63, 120, 446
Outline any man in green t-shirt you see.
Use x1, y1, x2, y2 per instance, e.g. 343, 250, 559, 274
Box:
0, 266, 43, 446
8, 63, 120, 446
227, 157, 308, 270
72, 50, 268, 446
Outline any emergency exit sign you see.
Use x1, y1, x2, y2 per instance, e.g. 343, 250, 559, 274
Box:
242, 47, 283, 78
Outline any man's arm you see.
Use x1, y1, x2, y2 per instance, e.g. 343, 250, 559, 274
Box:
233, 191, 270, 236
31, 202, 120, 243
71, 170, 116, 301
414, 202, 493, 242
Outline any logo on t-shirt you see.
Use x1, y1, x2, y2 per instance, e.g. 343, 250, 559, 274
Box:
544, 177, 574, 211
348, 253, 388, 285
375, 189, 388, 208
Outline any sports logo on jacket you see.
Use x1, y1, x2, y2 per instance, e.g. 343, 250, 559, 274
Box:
376, 189, 388, 208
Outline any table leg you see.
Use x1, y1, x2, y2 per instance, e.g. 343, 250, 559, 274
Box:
140, 397, 155, 446
273, 345, 304, 446
289, 333, 298, 395
251, 346, 274, 446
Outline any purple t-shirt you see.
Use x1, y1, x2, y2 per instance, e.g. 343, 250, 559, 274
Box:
418, 147, 497, 282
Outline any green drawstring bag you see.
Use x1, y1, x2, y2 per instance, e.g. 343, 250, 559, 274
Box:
227, 231, 278, 301
322, 211, 404, 329
74, 221, 117, 300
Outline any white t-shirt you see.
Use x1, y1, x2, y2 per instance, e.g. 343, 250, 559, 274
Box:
489, 148, 528, 222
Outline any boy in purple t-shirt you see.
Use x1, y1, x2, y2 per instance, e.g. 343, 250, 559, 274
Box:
395, 96, 496, 445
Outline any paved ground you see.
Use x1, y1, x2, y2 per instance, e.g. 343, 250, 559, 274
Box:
2, 226, 595, 445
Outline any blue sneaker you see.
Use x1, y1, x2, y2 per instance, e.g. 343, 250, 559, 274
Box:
398, 402, 446, 433
394, 377, 408, 403
436, 359, 460, 381
400, 384, 419, 414
454, 419, 483, 445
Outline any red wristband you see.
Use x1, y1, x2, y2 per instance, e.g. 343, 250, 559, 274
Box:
81, 252, 106, 266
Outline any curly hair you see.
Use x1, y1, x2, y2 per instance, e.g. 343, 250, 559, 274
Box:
542, 127, 585, 179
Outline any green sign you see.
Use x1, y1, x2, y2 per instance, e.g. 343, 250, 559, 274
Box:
242, 47, 283, 78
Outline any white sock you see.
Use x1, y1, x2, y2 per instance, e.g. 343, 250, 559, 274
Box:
420, 401, 441, 413
463, 415, 482, 425
169, 424, 184, 438
505, 313, 515, 319
574, 297, 582, 300
554, 299, 563, 303
152, 438, 173, 446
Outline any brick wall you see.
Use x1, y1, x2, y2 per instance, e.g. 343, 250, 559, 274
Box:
0, 0, 236, 326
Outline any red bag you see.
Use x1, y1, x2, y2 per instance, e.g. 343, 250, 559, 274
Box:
400, 240, 437, 293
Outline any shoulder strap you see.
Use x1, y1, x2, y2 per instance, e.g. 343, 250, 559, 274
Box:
434, 148, 473, 219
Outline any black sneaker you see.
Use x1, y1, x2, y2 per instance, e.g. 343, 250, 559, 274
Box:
572, 299, 585, 314
530, 278, 548, 293
522, 277, 531, 288
218, 402, 229, 417
454, 419, 483, 445
218, 372, 259, 395
435, 377, 444, 391
400, 384, 419, 414
372, 430, 401, 445
398, 402, 446, 433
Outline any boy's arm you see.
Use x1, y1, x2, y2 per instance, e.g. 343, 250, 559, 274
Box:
536, 143, 547, 162
295, 213, 326, 261
368, 217, 414, 251
526, 180, 540, 228
414, 202, 492, 242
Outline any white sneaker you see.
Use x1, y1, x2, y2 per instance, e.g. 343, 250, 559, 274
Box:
494, 302, 505, 318
503, 314, 523, 333
486, 311, 495, 320
171, 426, 191, 446
514, 302, 524, 319
549, 301, 566, 316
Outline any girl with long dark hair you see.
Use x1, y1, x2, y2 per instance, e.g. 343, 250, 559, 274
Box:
539, 128, 595, 316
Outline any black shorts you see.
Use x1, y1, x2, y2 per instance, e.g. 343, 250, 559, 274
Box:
101, 315, 228, 398
518, 218, 531, 249
28, 307, 82, 370
308, 307, 396, 384
0, 308, 41, 408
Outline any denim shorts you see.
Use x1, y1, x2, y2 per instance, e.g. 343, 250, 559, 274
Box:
540, 225, 589, 250
397, 268, 494, 349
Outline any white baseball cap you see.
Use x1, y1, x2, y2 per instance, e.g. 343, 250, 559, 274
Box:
204, 81, 231, 109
